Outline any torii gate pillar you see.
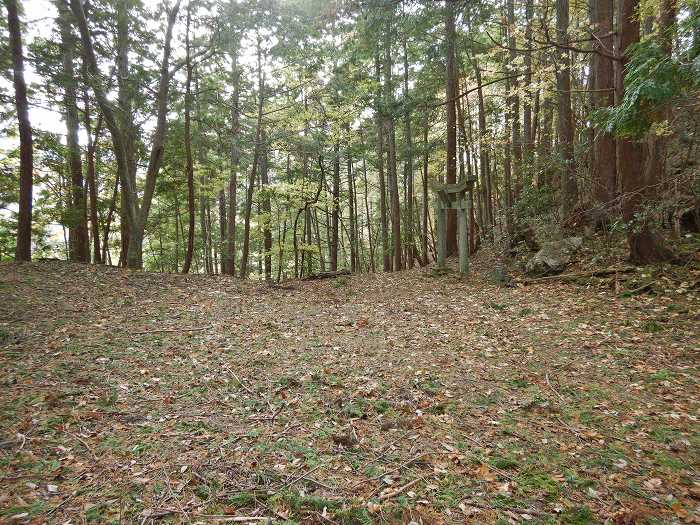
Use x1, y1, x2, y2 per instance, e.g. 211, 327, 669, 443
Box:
433, 178, 475, 275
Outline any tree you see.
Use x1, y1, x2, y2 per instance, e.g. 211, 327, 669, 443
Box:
556, 0, 578, 220
182, 2, 196, 274
57, 2, 88, 262
4, 0, 33, 261
591, 0, 616, 210
444, 0, 457, 255
69, 0, 181, 269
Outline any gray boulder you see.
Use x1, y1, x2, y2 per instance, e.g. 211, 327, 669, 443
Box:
525, 237, 582, 276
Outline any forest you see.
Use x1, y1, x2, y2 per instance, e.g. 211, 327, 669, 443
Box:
1, 0, 699, 524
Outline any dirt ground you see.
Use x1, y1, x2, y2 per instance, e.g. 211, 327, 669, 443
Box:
1, 256, 698, 524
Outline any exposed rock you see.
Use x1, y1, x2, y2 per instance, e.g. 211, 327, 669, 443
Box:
525, 237, 583, 276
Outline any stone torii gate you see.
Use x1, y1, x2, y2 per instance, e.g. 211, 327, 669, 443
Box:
433, 178, 475, 275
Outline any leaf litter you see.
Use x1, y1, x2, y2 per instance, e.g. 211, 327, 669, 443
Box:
0, 257, 698, 524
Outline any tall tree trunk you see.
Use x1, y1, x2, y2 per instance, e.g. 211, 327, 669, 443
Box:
83, 87, 103, 264
375, 54, 390, 271
72, 0, 179, 269
218, 189, 226, 272
5, 0, 33, 261
182, 5, 195, 274
384, 17, 402, 271
556, 0, 578, 220
403, 38, 414, 269
58, 2, 88, 262
361, 151, 376, 272
346, 145, 357, 272
523, 0, 534, 175
331, 142, 340, 271
507, 0, 523, 197
444, 0, 458, 255
224, 47, 240, 276
421, 121, 430, 265
102, 172, 118, 263
619, 0, 674, 262
195, 72, 211, 274
591, 0, 617, 210
471, 53, 493, 235
116, 0, 134, 267
261, 128, 272, 280
240, 37, 265, 278
503, 17, 514, 236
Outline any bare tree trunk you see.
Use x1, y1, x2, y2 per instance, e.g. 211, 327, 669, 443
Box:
384, 17, 402, 271
421, 122, 430, 265
619, 0, 674, 263
471, 53, 493, 235
240, 37, 265, 278
507, 0, 523, 197
375, 54, 390, 272
72, 0, 179, 269
83, 88, 103, 263
331, 142, 340, 271
361, 151, 376, 272
523, 0, 534, 174
224, 47, 240, 276
403, 38, 415, 268
346, 144, 357, 272
591, 0, 617, 211
183, 5, 195, 274
102, 173, 118, 263
5, 0, 33, 261
556, 0, 578, 220
59, 2, 88, 262
445, 0, 458, 255
261, 128, 272, 280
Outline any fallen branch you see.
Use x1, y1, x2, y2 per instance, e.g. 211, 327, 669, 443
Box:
521, 267, 635, 284
378, 477, 422, 501
620, 280, 655, 296
302, 269, 351, 281
195, 516, 273, 523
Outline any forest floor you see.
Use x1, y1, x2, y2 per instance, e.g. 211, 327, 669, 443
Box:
1, 250, 699, 525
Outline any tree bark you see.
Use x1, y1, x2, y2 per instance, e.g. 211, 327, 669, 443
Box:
445, 0, 458, 255
619, 0, 674, 263
70, 0, 179, 269
556, 0, 578, 220
261, 128, 272, 280
83, 86, 103, 264
224, 46, 240, 276
403, 38, 415, 269
5, 0, 33, 262
58, 3, 88, 262
346, 145, 357, 272
240, 37, 265, 278
331, 142, 340, 271
375, 54, 391, 272
592, 0, 617, 209
182, 4, 196, 274
384, 16, 402, 271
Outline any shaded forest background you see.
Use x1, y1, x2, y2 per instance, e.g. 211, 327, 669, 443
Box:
1, 0, 699, 277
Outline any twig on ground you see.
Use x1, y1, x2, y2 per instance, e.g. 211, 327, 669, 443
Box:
223, 365, 257, 397
195, 516, 273, 523
521, 267, 635, 284
69, 432, 98, 462
545, 372, 566, 404
274, 464, 323, 493
621, 280, 656, 295
378, 477, 422, 501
